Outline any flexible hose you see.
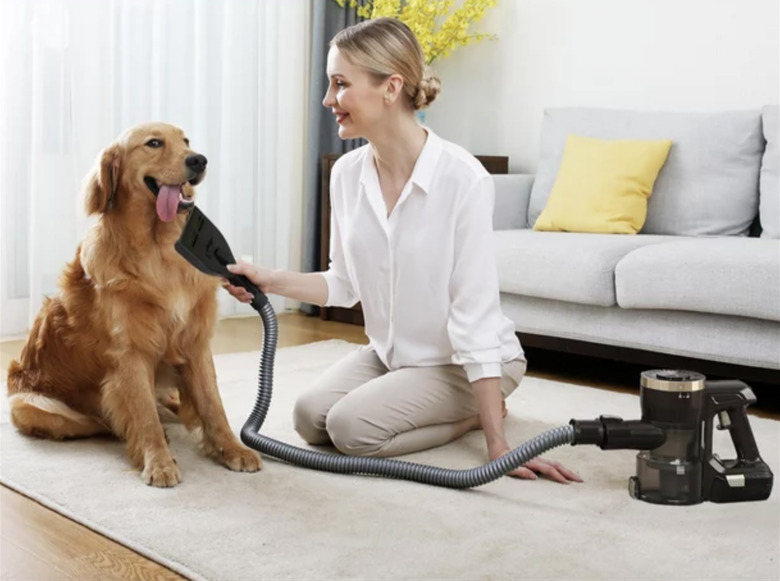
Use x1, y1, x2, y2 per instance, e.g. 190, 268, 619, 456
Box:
240, 302, 575, 489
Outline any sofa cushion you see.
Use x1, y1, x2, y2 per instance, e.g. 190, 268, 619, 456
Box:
760, 105, 779, 238
615, 238, 780, 321
528, 108, 764, 236
494, 230, 674, 307
533, 135, 672, 234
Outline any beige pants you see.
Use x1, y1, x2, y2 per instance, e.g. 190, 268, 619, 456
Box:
293, 347, 527, 458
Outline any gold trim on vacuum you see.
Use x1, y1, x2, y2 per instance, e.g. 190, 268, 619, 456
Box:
640, 370, 706, 392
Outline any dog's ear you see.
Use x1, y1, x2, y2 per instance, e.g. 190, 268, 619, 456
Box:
84, 143, 122, 215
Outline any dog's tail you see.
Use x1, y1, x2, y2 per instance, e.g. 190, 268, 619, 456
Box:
8, 392, 110, 440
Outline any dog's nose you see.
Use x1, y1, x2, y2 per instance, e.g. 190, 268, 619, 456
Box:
186, 154, 208, 174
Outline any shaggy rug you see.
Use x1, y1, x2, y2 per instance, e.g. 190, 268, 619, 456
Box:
1, 340, 778, 581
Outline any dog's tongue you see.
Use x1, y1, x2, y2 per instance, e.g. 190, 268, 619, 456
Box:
156, 184, 181, 222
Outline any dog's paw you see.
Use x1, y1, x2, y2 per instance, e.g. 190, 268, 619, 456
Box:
142, 457, 182, 487
219, 445, 263, 472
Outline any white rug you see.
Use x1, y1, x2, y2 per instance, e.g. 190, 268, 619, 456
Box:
1, 340, 778, 581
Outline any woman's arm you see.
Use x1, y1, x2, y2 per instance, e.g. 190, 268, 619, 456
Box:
224, 263, 329, 307
471, 377, 506, 450
472, 376, 582, 483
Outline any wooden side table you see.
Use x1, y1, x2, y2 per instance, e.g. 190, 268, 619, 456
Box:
319, 153, 509, 325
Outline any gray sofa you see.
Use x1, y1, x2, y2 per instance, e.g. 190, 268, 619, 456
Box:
492, 106, 780, 383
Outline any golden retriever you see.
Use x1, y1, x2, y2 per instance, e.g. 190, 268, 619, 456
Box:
7, 122, 261, 487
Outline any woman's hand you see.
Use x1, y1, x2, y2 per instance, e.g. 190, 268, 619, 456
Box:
221, 262, 275, 303
488, 441, 583, 484
472, 376, 581, 484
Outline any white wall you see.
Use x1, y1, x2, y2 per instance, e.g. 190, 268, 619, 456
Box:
426, 0, 780, 173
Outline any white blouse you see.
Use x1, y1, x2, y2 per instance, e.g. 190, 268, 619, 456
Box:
322, 129, 523, 382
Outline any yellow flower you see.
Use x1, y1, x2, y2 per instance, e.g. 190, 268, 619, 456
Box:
333, 0, 498, 64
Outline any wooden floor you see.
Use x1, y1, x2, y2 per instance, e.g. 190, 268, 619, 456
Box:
1, 312, 777, 580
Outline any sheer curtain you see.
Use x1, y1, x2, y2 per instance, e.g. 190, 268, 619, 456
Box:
0, 0, 309, 340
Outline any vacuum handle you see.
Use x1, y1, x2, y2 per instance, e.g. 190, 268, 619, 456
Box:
227, 274, 269, 311
705, 380, 761, 462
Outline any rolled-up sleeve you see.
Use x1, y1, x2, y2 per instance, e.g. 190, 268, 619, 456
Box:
447, 175, 503, 382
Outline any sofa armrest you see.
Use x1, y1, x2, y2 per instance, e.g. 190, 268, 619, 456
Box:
492, 174, 535, 230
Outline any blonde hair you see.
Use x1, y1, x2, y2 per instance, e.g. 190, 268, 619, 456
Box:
331, 18, 441, 110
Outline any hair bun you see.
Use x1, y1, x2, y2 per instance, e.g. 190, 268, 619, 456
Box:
413, 71, 441, 110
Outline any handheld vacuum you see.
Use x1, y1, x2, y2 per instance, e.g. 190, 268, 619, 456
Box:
176, 207, 773, 503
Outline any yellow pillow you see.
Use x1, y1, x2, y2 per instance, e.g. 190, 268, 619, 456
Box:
533, 134, 673, 234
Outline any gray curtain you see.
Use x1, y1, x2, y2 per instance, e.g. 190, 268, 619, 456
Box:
300, 0, 365, 315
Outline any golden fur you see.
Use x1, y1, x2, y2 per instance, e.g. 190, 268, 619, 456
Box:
7, 122, 261, 487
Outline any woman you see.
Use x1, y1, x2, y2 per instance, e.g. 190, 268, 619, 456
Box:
225, 17, 580, 483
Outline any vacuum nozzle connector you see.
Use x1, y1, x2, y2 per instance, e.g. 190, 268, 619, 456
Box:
570, 416, 665, 450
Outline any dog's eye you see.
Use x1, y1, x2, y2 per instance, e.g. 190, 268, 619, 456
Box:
146, 139, 163, 148
183, 138, 190, 146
